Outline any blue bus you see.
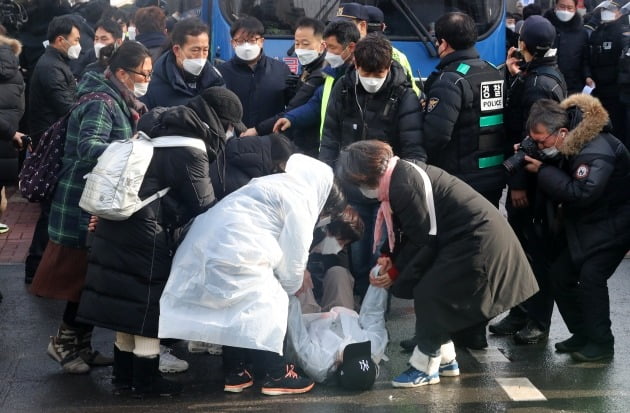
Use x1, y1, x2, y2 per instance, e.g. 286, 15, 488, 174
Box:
197, 0, 506, 78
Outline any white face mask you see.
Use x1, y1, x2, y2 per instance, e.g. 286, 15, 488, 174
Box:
325, 51, 346, 68
65, 40, 81, 60
358, 74, 387, 94
225, 128, 235, 140
542, 146, 560, 158
94, 42, 107, 58
506, 23, 516, 31
295, 48, 320, 66
601, 10, 616, 22
133, 82, 149, 97
318, 236, 343, 255
182, 58, 206, 76
234, 43, 261, 61
555, 10, 576, 22
127, 26, 136, 41
359, 186, 379, 199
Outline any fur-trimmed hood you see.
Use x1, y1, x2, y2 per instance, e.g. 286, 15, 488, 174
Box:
558, 94, 609, 156
0, 35, 22, 56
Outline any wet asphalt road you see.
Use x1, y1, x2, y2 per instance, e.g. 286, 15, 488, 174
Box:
1, 260, 630, 413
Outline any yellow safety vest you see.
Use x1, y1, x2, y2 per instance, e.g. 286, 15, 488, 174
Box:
319, 75, 336, 138
393, 47, 420, 96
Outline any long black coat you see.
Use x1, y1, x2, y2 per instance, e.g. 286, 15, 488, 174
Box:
389, 161, 538, 336
28, 46, 77, 139
0, 35, 25, 185
78, 141, 215, 337
544, 9, 589, 95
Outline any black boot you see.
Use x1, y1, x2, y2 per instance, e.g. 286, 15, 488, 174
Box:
400, 336, 417, 352
112, 347, 133, 395
77, 328, 114, 366
452, 323, 488, 350
132, 355, 183, 398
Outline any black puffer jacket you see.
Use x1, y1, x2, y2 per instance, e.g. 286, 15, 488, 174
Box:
256, 53, 327, 157
537, 94, 630, 265
0, 35, 25, 185
544, 9, 589, 95
209, 135, 277, 200
28, 46, 77, 139
320, 61, 426, 166
78, 106, 216, 337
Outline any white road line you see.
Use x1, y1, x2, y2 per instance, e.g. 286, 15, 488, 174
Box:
468, 346, 511, 363
496, 377, 547, 401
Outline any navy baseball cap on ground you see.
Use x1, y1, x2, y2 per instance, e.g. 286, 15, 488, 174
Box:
337, 341, 377, 390
519, 15, 556, 54
333, 3, 369, 22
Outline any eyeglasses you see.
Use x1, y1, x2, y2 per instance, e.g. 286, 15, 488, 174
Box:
528, 129, 559, 147
232, 36, 262, 46
125, 68, 152, 81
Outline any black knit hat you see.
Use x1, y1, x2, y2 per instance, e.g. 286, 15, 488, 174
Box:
198, 87, 247, 133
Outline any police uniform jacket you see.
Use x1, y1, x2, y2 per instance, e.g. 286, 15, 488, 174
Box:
537, 93, 630, 265
586, 17, 630, 99
422, 47, 508, 197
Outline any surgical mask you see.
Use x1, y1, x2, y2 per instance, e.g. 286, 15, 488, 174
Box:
506, 23, 516, 31
133, 82, 149, 97
65, 39, 81, 60
127, 26, 136, 41
93, 42, 106, 58
318, 236, 343, 255
225, 128, 235, 140
542, 146, 560, 158
295, 48, 320, 66
359, 186, 379, 199
601, 10, 616, 22
234, 43, 261, 61
183, 58, 206, 76
358, 74, 387, 94
325, 51, 346, 68
555, 10, 575, 22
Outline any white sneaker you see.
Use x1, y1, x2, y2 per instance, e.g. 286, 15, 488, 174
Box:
187, 340, 223, 355
159, 345, 189, 373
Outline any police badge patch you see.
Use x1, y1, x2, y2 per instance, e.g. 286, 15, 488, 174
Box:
575, 164, 590, 179
427, 97, 440, 112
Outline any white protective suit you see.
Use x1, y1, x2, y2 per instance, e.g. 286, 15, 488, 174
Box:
158, 154, 334, 354
286, 285, 389, 383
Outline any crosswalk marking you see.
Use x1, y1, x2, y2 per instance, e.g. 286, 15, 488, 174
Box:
496, 377, 547, 401
468, 346, 511, 363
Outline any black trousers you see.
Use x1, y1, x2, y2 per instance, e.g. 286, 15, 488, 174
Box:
550, 246, 627, 345
222, 346, 286, 379
25, 200, 50, 281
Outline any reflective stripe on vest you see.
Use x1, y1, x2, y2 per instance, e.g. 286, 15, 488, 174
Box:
319, 75, 335, 138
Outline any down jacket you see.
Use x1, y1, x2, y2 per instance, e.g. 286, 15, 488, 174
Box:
78, 107, 216, 337
537, 94, 630, 265
0, 35, 25, 185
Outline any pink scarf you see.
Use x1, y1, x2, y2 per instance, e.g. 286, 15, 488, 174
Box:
373, 156, 399, 253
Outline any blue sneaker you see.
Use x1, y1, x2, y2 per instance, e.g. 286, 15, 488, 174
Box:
439, 359, 460, 377
392, 367, 440, 388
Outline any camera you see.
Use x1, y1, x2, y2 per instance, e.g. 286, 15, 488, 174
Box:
502, 136, 544, 175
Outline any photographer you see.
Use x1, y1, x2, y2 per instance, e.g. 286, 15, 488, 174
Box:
489, 15, 568, 344
522, 95, 630, 362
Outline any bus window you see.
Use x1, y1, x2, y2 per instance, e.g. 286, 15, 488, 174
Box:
218, 0, 502, 39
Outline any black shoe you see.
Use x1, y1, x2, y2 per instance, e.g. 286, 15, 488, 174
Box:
132, 355, 183, 398
571, 342, 614, 362
489, 313, 527, 336
224, 365, 254, 393
452, 332, 488, 350
400, 336, 417, 352
513, 321, 549, 345
112, 347, 133, 395
555, 335, 588, 353
261, 364, 314, 396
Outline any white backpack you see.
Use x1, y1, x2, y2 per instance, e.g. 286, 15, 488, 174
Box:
79, 131, 206, 221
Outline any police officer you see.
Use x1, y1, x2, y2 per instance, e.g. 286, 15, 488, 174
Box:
401, 12, 508, 352
585, 1, 630, 144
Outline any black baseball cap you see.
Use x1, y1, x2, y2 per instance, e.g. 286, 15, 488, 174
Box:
364, 5, 384, 24
333, 3, 369, 22
337, 341, 377, 390
519, 15, 556, 54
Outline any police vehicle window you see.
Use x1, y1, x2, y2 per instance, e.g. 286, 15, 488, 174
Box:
219, 0, 339, 36
377, 0, 503, 41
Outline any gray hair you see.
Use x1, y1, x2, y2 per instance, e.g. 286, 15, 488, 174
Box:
526, 99, 569, 134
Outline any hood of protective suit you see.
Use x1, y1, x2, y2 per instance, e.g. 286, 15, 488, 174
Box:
285, 153, 334, 219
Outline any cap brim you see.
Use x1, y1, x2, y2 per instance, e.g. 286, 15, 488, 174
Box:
233, 121, 247, 135
342, 340, 371, 361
